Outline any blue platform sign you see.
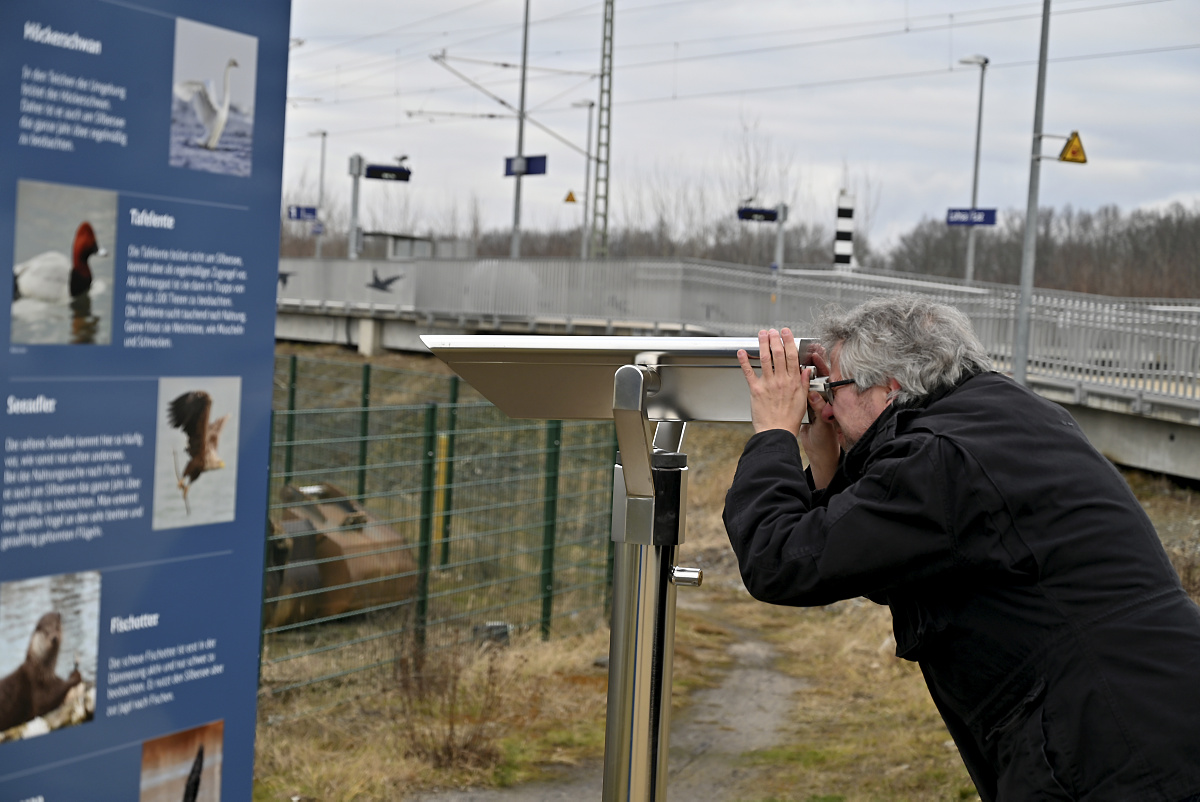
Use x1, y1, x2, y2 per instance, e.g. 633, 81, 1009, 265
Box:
737, 207, 779, 222
287, 205, 318, 221
1, 1, 290, 799
947, 208, 997, 226
505, 154, 547, 177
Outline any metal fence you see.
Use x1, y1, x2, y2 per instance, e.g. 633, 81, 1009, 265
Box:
279, 258, 1200, 420
259, 355, 616, 720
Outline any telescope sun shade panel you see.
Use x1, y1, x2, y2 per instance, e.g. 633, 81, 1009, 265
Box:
420, 335, 817, 422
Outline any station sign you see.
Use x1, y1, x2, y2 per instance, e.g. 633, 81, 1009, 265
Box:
287, 205, 318, 221
946, 208, 997, 226
364, 164, 411, 181
738, 207, 779, 222
505, 155, 547, 177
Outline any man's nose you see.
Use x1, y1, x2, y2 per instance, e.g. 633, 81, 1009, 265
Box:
821, 403, 837, 423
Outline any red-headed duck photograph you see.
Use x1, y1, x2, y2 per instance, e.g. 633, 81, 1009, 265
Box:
11, 179, 116, 346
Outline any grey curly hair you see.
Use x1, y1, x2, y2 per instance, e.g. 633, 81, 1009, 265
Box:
817, 294, 992, 406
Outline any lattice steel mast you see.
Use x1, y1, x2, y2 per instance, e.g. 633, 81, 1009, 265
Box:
589, 0, 614, 259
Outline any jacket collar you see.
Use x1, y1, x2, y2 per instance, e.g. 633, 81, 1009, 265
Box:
840, 370, 987, 479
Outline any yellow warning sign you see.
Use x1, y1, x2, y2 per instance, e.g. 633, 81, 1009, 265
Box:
564, 191, 577, 203
1059, 131, 1087, 164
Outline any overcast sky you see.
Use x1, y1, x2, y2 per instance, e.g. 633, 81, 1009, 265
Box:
283, 0, 1200, 250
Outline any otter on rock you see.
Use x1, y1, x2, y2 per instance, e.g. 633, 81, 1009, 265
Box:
0, 611, 82, 731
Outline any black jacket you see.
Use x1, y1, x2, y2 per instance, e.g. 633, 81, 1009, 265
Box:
724, 371, 1200, 801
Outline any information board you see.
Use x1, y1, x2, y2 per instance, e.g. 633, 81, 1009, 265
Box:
0, 1, 289, 799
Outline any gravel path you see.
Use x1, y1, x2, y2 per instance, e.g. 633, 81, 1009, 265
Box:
409, 596, 807, 802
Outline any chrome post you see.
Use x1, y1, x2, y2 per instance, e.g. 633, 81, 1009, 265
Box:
603, 366, 700, 802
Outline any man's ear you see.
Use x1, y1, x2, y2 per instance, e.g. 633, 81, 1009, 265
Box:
887, 377, 902, 393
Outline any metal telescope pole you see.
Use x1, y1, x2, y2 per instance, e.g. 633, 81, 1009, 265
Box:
604, 365, 702, 802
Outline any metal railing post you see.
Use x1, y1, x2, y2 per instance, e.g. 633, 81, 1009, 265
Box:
416, 403, 437, 652
540, 420, 563, 640
357, 363, 371, 499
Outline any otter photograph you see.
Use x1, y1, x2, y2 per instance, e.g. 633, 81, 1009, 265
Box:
139, 719, 224, 802
152, 376, 241, 530
169, 17, 258, 178
11, 179, 118, 346
0, 571, 100, 742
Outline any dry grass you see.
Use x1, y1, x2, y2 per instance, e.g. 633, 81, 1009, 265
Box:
254, 625, 613, 800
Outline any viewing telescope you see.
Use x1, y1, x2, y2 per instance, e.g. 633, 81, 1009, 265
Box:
422, 334, 816, 802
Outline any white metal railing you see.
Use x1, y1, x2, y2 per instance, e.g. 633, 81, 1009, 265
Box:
277, 258, 1200, 418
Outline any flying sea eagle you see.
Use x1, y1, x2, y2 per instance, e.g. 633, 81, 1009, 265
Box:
169, 390, 230, 514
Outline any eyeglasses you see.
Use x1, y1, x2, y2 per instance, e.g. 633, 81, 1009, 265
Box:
808, 375, 857, 404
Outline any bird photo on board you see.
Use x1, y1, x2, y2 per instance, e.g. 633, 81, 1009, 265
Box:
172, 58, 239, 151
152, 377, 240, 530
10, 179, 117, 346
168, 17, 258, 178
168, 390, 230, 516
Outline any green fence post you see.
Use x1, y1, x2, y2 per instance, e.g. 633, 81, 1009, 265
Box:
439, 375, 459, 566
416, 403, 437, 652
540, 420, 563, 640
283, 354, 297, 482
357, 362, 371, 500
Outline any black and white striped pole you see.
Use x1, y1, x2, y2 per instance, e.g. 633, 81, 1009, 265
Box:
834, 190, 854, 268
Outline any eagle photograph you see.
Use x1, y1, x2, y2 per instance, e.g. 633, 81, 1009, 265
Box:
152, 377, 241, 530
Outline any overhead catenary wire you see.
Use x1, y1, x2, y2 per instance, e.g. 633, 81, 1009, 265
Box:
287, 0, 1173, 90
282, 40, 1200, 141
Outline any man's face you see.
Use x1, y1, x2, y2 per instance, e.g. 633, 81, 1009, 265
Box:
819, 347, 895, 450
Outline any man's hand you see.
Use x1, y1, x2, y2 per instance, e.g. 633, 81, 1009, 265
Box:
737, 328, 809, 435
798, 342, 840, 489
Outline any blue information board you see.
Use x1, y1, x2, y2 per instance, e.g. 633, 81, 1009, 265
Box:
0, 1, 289, 799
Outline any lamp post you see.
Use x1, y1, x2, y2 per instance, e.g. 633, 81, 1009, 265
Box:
572, 99, 595, 260
510, 0, 532, 259
310, 129, 327, 259
959, 54, 989, 284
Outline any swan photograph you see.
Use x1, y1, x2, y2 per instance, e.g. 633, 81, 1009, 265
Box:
169, 17, 258, 178
11, 179, 116, 346
152, 375, 241, 531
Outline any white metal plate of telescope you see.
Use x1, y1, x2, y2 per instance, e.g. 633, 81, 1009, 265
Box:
420, 334, 816, 422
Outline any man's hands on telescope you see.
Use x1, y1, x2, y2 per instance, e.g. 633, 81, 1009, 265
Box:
737, 328, 841, 488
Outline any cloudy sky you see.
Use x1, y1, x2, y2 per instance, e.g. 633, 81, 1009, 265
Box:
283, 0, 1200, 250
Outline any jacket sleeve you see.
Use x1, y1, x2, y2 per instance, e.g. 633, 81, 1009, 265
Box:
722, 428, 963, 606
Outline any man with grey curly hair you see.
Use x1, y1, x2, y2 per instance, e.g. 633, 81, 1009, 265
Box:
724, 293, 1200, 802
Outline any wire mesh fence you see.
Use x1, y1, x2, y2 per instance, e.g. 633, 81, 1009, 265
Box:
260, 355, 616, 720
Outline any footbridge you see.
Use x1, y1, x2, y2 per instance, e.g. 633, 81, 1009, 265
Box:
276, 257, 1200, 479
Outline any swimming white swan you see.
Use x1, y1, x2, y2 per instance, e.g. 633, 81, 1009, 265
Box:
173, 58, 239, 150
13, 221, 107, 302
